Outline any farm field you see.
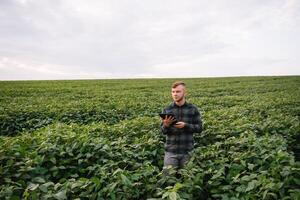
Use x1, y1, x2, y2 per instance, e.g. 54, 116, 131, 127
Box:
0, 76, 299, 199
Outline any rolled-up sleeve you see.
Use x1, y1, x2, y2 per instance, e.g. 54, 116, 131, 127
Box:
160, 122, 180, 134
160, 122, 169, 134
160, 108, 169, 134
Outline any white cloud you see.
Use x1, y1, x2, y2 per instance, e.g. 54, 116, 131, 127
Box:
0, 57, 96, 80
0, 0, 299, 80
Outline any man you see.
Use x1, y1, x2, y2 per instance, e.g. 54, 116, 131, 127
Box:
160, 81, 202, 174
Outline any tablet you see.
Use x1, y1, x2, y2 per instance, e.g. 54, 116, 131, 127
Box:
159, 113, 178, 123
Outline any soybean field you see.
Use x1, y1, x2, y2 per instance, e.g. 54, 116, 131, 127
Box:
0, 76, 299, 199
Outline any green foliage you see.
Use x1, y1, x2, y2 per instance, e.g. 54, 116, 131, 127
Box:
0, 76, 299, 199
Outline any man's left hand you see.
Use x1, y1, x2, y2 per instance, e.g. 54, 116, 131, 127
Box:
174, 122, 185, 129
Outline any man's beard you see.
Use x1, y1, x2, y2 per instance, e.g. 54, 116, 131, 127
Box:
175, 95, 184, 102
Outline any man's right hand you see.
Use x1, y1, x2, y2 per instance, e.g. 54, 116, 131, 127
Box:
162, 115, 176, 128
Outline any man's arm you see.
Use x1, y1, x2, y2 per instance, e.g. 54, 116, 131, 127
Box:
160, 109, 178, 134
160, 108, 170, 134
160, 122, 170, 134
161, 122, 180, 135
185, 108, 202, 133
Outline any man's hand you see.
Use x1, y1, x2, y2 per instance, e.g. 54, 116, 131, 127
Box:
174, 122, 185, 129
162, 115, 176, 128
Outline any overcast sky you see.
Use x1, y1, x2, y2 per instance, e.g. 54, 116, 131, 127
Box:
0, 0, 299, 80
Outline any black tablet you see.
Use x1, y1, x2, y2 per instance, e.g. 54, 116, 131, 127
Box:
159, 113, 178, 123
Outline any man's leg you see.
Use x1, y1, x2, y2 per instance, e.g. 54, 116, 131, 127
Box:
163, 151, 179, 175
178, 153, 191, 169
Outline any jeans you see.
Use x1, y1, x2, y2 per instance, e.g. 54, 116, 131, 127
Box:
163, 151, 191, 175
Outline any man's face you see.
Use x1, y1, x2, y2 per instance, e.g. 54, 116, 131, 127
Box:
171, 85, 186, 102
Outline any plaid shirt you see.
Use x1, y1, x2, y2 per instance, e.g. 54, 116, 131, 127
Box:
160, 101, 202, 154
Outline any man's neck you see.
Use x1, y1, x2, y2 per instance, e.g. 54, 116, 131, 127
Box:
175, 99, 186, 107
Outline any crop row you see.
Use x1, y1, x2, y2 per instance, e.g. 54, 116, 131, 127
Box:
1, 116, 299, 199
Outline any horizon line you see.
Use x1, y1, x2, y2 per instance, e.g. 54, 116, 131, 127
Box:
0, 74, 299, 82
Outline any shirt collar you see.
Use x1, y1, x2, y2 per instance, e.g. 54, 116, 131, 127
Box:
172, 100, 188, 107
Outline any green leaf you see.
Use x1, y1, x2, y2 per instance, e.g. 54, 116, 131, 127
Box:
241, 175, 251, 182
50, 157, 56, 164
27, 183, 39, 191
173, 183, 184, 192
10, 196, 20, 200
247, 163, 255, 170
221, 185, 232, 190
54, 190, 67, 200
71, 182, 82, 190
263, 190, 269, 200
293, 177, 300, 185
110, 192, 116, 200
39, 182, 54, 192
50, 166, 58, 171
169, 191, 177, 200
32, 177, 45, 183
236, 185, 246, 193
121, 174, 132, 186
39, 184, 48, 193
109, 182, 118, 192
162, 192, 169, 199
112, 168, 123, 176
245, 180, 257, 192
91, 176, 101, 187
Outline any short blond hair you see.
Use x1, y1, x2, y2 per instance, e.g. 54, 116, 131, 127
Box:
172, 81, 186, 88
